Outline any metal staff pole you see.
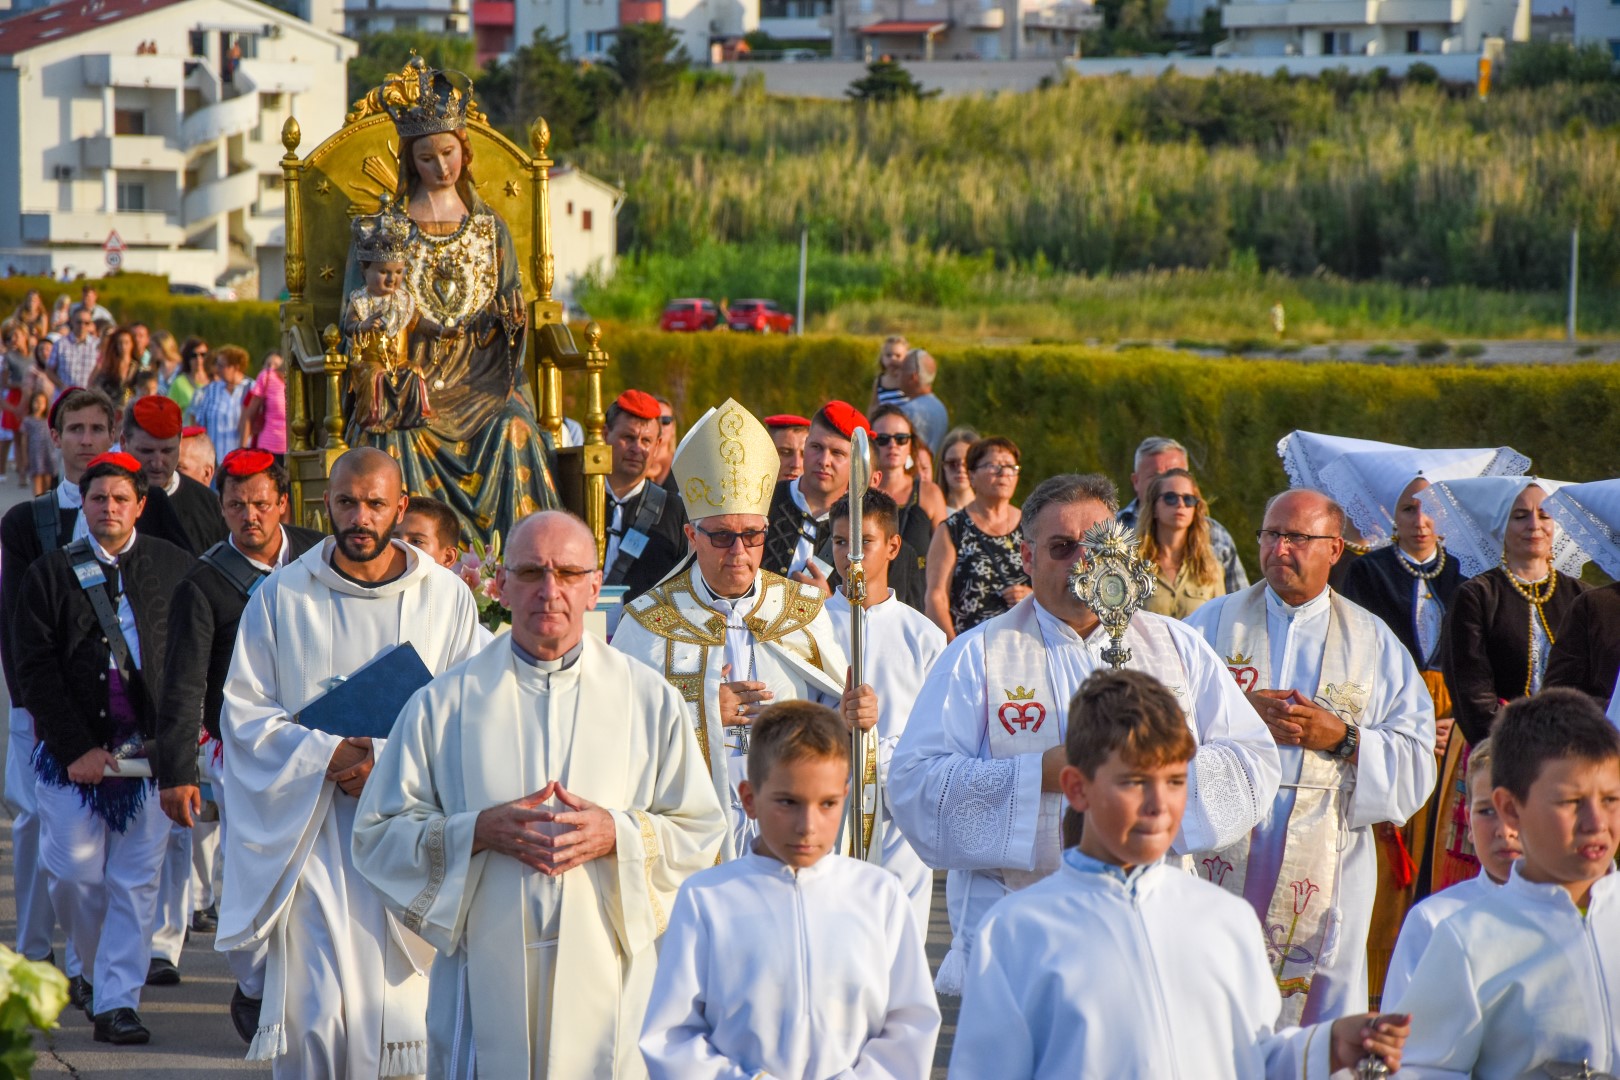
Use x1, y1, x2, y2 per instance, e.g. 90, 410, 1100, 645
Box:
846, 428, 872, 860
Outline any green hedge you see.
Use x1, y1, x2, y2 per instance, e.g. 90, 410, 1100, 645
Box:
603, 326, 1620, 574
0, 276, 280, 360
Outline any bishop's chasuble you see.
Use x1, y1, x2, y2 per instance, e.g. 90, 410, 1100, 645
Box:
352, 633, 727, 1079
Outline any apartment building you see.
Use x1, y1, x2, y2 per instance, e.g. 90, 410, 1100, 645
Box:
512, 0, 755, 64
1218, 0, 1528, 57
828, 0, 1099, 61
344, 0, 469, 37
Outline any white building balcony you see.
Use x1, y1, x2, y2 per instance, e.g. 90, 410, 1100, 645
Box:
19, 210, 185, 246
79, 134, 186, 172
1223, 0, 1377, 27
966, 7, 1005, 28
759, 14, 833, 36
234, 58, 316, 94
1379, 0, 1464, 21
181, 89, 260, 149
1023, 1, 1102, 30
184, 168, 259, 225
81, 53, 188, 90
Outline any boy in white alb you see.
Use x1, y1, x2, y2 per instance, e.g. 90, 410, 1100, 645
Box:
1391, 687, 1620, 1077
1382, 737, 1520, 1004
826, 489, 946, 933
952, 670, 1408, 1080
640, 701, 940, 1080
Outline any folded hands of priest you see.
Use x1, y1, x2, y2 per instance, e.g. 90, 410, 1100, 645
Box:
472, 781, 618, 876
327, 736, 375, 796
1245, 688, 1348, 752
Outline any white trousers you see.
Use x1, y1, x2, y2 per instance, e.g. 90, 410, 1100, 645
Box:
5, 710, 57, 963
152, 823, 193, 965
204, 746, 266, 996
37, 777, 170, 1013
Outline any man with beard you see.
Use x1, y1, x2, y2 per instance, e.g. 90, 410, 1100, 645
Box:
155, 449, 323, 1040
121, 395, 227, 556
217, 446, 481, 1078
603, 389, 687, 600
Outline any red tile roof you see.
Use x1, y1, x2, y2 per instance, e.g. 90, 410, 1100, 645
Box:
0, 0, 182, 57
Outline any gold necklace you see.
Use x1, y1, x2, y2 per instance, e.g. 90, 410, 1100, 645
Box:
1500, 558, 1557, 695
1395, 545, 1446, 581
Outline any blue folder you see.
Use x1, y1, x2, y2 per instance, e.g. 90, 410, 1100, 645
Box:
295, 642, 432, 740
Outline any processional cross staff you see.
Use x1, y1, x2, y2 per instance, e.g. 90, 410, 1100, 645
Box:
842, 428, 882, 863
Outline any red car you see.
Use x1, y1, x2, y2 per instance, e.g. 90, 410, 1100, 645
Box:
726, 299, 794, 334
659, 298, 722, 331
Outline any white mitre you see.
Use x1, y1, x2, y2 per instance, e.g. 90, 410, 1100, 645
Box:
672, 398, 780, 521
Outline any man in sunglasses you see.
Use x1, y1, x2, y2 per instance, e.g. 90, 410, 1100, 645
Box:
890, 472, 1280, 995
614, 398, 848, 862
760, 400, 869, 591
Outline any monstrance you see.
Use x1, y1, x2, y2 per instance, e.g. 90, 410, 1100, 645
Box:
1067, 518, 1157, 669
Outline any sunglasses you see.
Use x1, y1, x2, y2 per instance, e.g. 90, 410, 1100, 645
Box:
1159, 493, 1200, 508
872, 432, 912, 448
976, 464, 1021, 476
1045, 537, 1086, 561
694, 524, 767, 549
658, 415, 675, 426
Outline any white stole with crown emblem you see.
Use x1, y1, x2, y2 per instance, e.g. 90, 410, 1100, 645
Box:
1206, 584, 1375, 1026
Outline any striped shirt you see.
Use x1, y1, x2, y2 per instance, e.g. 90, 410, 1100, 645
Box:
52, 334, 100, 387
189, 377, 254, 461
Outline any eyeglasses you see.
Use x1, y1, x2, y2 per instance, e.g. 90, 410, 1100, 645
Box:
1045, 537, 1086, 561
976, 463, 1021, 476
1256, 530, 1339, 548
504, 564, 598, 584
694, 524, 768, 550
1159, 493, 1200, 508
872, 432, 912, 448
658, 415, 675, 426
944, 457, 968, 472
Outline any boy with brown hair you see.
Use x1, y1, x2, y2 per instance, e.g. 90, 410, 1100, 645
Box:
1392, 686, 1620, 1076
1381, 737, 1521, 1004
640, 700, 939, 1080
952, 669, 1407, 1079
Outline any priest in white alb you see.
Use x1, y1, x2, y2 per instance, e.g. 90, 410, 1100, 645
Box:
1186, 488, 1436, 1025
888, 473, 1281, 992
353, 511, 727, 1079
218, 448, 483, 1077
613, 398, 847, 861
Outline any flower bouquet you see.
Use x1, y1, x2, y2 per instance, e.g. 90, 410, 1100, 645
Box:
0, 947, 69, 1078
458, 532, 510, 634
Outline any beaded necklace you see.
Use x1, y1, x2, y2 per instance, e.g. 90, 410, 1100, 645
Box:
1500, 558, 1557, 695
1394, 545, 1446, 582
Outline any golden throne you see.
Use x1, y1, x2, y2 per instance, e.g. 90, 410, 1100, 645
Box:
275, 65, 612, 563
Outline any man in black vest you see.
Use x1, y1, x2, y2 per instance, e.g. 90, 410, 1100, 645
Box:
761, 400, 868, 589
155, 448, 323, 1041
122, 394, 227, 556
602, 389, 688, 600
14, 452, 194, 1046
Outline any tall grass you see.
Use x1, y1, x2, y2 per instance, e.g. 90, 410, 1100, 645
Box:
574, 73, 1620, 292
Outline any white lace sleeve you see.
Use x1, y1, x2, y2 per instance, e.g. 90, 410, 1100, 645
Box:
1179, 742, 1262, 854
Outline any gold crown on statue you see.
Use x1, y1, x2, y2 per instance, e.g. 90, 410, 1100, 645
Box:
383, 54, 476, 138
1004, 686, 1037, 701
673, 398, 780, 521
351, 202, 413, 264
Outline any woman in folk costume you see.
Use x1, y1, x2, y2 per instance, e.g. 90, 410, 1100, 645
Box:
1320, 444, 1530, 1000
1425, 475, 1591, 888
1543, 480, 1620, 718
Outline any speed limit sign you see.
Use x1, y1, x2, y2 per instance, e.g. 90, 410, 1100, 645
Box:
105, 251, 122, 270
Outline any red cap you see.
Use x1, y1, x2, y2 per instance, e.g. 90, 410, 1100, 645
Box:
613, 389, 661, 421
815, 400, 870, 440
86, 451, 143, 475
181, 425, 207, 439
764, 414, 811, 430
47, 386, 84, 431
130, 395, 183, 440
222, 448, 276, 477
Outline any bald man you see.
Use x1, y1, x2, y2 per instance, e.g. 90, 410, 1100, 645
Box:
218, 447, 483, 1078
355, 511, 725, 1078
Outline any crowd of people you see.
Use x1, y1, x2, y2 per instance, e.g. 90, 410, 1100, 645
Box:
0, 322, 1616, 1080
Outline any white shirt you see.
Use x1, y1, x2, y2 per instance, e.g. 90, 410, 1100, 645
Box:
163, 471, 181, 497
56, 479, 89, 542
604, 478, 647, 571
786, 480, 826, 579
88, 529, 140, 669
1382, 870, 1500, 1005
231, 527, 293, 574
692, 570, 759, 685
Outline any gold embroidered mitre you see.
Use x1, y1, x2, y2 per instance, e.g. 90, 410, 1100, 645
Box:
672, 398, 780, 520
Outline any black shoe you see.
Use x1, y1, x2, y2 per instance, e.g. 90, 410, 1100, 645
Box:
92, 1007, 150, 1045
190, 907, 217, 934
145, 957, 181, 986
229, 985, 263, 1045
68, 974, 94, 1019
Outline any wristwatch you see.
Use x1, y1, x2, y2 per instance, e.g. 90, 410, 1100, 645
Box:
1330, 722, 1360, 761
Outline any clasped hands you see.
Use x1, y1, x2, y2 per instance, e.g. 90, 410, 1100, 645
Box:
328, 736, 375, 796
1246, 688, 1349, 754
473, 781, 616, 875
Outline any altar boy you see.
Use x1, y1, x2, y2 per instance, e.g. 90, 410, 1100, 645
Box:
826, 489, 946, 933
951, 670, 1407, 1079
640, 701, 940, 1080
1390, 687, 1620, 1077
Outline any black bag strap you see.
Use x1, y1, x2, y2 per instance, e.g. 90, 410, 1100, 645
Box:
605, 482, 668, 586
31, 490, 59, 552
65, 538, 134, 675
199, 540, 264, 601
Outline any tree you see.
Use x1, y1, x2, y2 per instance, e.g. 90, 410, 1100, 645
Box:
845, 59, 938, 102
479, 33, 617, 149
608, 22, 690, 100
347, 32, 477, 108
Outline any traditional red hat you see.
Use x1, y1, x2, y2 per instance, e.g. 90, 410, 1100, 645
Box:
222, 448, 276, 477
86, 451, 143, 475
47, 386, 84, 431
764, 414, 811, 430
130, 395, 183, 440
614, 389, 661, 421
181, 425, 207, 439
814, 400, 870, 440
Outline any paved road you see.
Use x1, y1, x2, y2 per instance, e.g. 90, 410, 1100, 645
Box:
0, 473, 962, 1076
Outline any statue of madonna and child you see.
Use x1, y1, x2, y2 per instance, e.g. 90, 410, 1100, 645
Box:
339, 57, 559, 542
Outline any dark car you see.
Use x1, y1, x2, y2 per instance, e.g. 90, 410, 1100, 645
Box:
659, 298, 722, 332
726, 299, 794, 334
